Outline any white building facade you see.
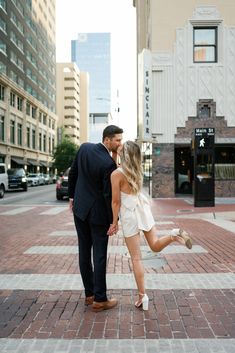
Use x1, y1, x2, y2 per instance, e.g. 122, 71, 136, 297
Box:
134, 0, 235, 197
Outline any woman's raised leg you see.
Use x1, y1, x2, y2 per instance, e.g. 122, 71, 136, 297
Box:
144, 226, 192, 252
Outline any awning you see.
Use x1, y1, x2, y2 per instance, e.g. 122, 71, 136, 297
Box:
11, 157, 26, 165
27, 159, 38, 166
40, 160, 48, 167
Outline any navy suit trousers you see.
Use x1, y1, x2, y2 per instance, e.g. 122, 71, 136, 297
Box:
74, 214, 110, 302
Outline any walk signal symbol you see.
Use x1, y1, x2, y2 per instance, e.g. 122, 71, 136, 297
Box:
199, 138, 205, 147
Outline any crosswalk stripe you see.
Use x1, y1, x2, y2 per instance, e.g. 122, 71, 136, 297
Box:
23, 244, 207, 255
0, 273, 234, 290
39, 207, 67, 215
49, 230, 76, 236
0, 339, 234, 353
0, 207, 35, 215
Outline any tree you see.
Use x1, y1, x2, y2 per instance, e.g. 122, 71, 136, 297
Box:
52, 137, 78, 174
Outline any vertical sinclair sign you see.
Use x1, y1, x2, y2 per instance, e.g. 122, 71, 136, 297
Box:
138, 49, 152, 141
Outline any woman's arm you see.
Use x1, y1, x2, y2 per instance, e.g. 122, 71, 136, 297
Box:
107, 171, 121, 236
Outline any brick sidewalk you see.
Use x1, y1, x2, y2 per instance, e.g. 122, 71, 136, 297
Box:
0, 201, 235, 351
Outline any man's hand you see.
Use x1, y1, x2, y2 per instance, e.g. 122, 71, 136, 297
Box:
69, 198, 73, 212
107, 223, 118, 236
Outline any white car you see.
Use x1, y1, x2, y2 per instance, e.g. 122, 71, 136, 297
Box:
37, 173, 45, 185
43, 174, 53, 184
0, 163, 8, 198
27, 173, 40, 186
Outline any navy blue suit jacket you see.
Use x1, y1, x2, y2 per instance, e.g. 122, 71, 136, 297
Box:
68, 143, 117, 225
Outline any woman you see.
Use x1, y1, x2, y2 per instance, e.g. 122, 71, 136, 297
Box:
107, 141, 192, 311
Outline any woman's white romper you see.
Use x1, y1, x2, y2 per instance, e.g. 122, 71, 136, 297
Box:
117, 168, 155, 237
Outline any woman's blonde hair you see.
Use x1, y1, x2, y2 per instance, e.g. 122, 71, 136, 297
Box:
119, 140, 143, 194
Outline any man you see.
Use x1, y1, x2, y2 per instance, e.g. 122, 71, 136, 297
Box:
68, 125, 123, 312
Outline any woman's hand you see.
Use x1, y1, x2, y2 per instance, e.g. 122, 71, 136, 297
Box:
107, 223, 118, 236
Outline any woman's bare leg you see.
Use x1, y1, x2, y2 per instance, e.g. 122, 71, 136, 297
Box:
143, 226, 191, 252
125, 233, 145, 297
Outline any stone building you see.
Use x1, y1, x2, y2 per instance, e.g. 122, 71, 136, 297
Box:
0, 0, 57, 173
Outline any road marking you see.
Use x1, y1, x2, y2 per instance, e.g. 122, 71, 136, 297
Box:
40, 207, 67, 215
23, 244, 207, 255
155, 221, 174, 225
0, 207, 35, 215
0, 273, 234, 290
49, 230, 76, 236
0, 339, 234, 353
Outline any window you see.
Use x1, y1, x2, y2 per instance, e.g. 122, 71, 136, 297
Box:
27, 127, 30, 147
0, 18, 6, 32
10, 120, 15, 144
17, 97, 23, 111
215, 145, 235, 180
194, 27, 217, 63
17, 123, 22, 145
9, 70, 17, 83
0, 84, 4, 101
18, 77, 24, 89
0, 115, 4, 141
26, 102, 30, 115
32, 106, 36, 118
48, 136, 51, 153
10, 92, 16, 107
0, 61, 6, 74
39, 132, 42, 151
0, 40, 6, 55
32, 129, 36, 149
0, 0, 6, 11
43, 134, 46, 152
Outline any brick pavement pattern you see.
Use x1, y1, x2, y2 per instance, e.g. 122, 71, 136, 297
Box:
0, 199, 235, 352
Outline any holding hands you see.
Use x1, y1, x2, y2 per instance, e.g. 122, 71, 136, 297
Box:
107, 222, 118, 236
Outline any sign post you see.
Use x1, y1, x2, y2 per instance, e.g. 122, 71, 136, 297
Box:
193, 128, 215, 207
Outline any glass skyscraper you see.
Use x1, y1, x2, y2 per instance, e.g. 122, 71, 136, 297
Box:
71, 33, 111, 119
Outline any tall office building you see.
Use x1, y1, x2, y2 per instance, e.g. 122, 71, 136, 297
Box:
71, 33, 111, 142
0, 0, 57, 172
56, 62, 89, 146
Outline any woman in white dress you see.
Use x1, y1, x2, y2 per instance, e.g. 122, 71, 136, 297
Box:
107, 141, 192, 311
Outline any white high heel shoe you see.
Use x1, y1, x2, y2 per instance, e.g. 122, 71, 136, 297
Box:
171, 228, 192, 249
135, 293, 149, 311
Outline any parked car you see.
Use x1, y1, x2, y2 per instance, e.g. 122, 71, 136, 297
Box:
56, 168, 70, 200
178, 172, 191, 192
0, 163, 8, 198
52, 174, 57, 184
27, 173, 40, 186
37, 173, 45, 185
43, 174, 53, 185
7, 168, 28, 191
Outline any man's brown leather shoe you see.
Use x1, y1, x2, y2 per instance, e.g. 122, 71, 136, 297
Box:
92, 298, 118, 312
84, 295, 94, 306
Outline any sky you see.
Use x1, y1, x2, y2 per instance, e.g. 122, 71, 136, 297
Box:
56, 0, 137, 141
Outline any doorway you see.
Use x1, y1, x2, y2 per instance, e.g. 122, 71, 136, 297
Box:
175, 146, 193, 194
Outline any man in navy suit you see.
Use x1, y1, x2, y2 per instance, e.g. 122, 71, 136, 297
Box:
68, 125, 123, 312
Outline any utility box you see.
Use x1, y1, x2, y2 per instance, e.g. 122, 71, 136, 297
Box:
193, 128, 215, 207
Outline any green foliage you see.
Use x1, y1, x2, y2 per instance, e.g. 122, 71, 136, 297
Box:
52, 137, 78, 174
